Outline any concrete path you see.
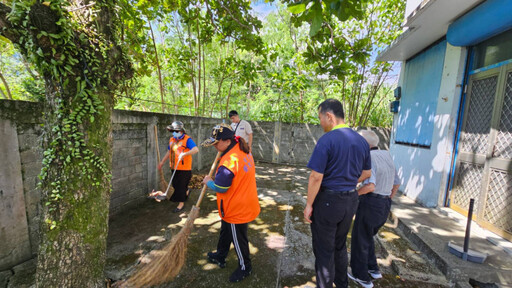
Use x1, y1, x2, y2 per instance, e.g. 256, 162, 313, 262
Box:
390, 195, 512, 288
5, 163, 510, 287
105, 162, 453, 287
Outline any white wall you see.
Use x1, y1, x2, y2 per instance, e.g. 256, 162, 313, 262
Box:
390, 44, 467, 207
405, 0, 424, 19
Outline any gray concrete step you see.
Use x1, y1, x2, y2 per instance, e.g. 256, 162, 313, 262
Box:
390, 195, 512, 287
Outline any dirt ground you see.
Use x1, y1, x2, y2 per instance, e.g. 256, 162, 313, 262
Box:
105, 162, 450, 287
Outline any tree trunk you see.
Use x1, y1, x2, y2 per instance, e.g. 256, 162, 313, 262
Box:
36, 85, 113, 287
225, 80, 233, 118
196, 20, 202, 117
0, 1, 132, 286
246, 81, 251, 116
202, 44, 207, 116
187, 24, 197, 115
148, 19, 166, 113
0, 70, 13, 99
212, 72, 225, 117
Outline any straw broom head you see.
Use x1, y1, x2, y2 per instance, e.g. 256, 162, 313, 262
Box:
123, 206, 200, 287
119, 152, 221, 287
158, 169, 169, 192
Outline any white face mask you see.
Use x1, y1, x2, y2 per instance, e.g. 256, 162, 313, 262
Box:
172, 131, 182, 138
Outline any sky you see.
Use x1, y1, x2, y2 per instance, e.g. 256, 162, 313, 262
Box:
251, 1, 278, 20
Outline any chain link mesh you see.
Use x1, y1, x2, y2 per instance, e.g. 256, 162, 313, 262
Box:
452, 162, 484, 215
484, 169, 512, 234
460, 76, 497, 155
493, 72, 512, 159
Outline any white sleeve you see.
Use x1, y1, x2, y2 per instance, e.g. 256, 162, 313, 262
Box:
245, 120, 253, 134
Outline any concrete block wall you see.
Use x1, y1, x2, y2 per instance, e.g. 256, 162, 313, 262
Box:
17, 125, 43, 257
252, 120, 391, 166
251, 121, 275, 163
110, 123, 149, 215
0, 100, 224, 271
0, 119, 32, 271
0, 99, 390, 271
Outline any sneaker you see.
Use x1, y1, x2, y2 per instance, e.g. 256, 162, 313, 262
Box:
229, 266, 252, 282
207, 251, 226, 268
368, 269, 382, 279
348, 272, 373, 288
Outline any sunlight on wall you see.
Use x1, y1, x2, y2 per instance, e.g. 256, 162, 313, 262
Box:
432, 138, 450, 173
391, 43, 466, 208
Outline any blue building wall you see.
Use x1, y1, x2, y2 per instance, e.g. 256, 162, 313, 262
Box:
395, 40, 447, 146
391, 42, 466, 207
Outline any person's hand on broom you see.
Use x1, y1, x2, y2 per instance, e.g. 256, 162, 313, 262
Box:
202, 175, 212, 185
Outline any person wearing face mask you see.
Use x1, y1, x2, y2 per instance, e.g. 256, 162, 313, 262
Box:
158, 121, 199, 213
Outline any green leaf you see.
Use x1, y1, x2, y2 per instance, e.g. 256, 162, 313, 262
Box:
288, 3, 306, 14
309, 4, 323, 37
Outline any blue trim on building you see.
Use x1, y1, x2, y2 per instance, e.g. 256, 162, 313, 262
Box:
447, 0, 512, 46
469, 59, 512, 75
445, 48, 473, 207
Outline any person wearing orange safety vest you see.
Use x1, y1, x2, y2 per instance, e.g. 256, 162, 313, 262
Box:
201, 123, 260, 283
158, 121, 199, 213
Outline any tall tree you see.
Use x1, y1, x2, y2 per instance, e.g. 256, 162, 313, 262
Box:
282, 0, 404, 126
0, 39, 44, 100
0, 0, 132, 286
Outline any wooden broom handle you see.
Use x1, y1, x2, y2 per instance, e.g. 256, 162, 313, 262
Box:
154, 125, 162, 162
195, 152, 221, 208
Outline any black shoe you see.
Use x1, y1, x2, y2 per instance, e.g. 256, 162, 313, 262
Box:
173, 206, 184, 213
229, 266, 252, 283
207, 251, 226, 268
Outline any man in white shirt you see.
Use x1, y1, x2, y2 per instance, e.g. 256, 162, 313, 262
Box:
229, 110, 253, 151
348, 130, 400, 288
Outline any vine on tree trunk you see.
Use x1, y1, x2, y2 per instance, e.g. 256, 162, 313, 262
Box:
7, 0, 130, 230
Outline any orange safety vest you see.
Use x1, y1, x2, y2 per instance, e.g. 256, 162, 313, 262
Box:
216, 145, 260, 224
169, 134, 193, 171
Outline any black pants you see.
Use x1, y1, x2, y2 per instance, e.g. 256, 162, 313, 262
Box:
169, 170, 191, 202
350, 194, 391, 281
216, 220, 251, 271
311, 190, 358, 288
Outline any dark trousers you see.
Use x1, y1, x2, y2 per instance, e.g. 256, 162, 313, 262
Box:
311, 190, 359, 288
216, 220, 251, 271
169, 170, 192, 202
350, 194, 391, 281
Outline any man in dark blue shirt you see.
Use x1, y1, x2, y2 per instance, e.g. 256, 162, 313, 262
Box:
304, 99, 371, 288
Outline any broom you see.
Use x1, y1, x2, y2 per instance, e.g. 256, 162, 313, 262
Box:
123, 152, 221, 287
148, 125, 174, 201
155, 125, 169, 191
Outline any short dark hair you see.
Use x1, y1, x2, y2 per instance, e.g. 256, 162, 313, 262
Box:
228, 110, 239, 118
318, 99, 344, 119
